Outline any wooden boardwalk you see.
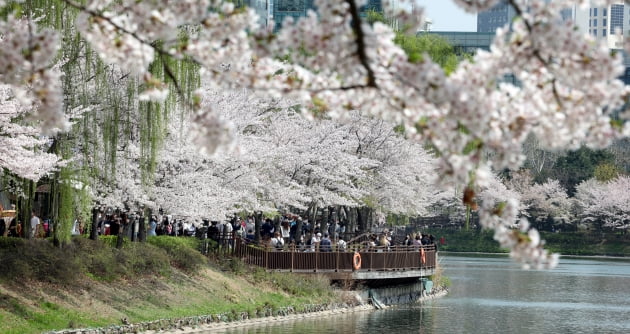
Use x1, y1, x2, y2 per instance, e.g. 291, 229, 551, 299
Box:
231, 242, 437, 281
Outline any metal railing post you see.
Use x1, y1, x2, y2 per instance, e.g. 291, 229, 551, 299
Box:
291, 244, 294, 272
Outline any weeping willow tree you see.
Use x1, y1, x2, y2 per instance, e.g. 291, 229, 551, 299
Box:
4, 0, 201, 245
52, 165, 73, 246
138, 48, 200, 186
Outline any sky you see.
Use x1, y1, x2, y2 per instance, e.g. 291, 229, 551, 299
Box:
415, 1, 477, 32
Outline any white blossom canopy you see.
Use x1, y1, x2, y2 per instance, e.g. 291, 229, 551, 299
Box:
2, 0, 630, 268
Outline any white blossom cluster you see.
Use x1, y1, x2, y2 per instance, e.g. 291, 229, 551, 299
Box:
189, 104, 236, 156
0, 15, 65, 134
228, 0, 628, 267
0, 85, 61, 180
452, 0, 503, 13
0, 0, 629, 268
149, 89, 442, 221
575, 176, 630, 231
91, 142, 157, 211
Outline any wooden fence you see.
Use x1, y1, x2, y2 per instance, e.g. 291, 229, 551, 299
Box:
231, 241, 437, 273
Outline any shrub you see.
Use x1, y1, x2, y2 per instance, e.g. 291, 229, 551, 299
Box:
98, 235, 127, 248
112, 243, 171, 277
0, 236, 179, 283
146, 236, 207, 273
0, 238, 82, 284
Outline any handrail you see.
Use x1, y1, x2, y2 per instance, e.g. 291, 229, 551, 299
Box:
346, 232, 372, 245
231, 239, 437, 273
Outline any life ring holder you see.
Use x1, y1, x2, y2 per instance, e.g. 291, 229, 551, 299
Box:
352, 252, 362, 270
420, 248, 426, 265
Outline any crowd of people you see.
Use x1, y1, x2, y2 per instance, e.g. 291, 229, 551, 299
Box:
0, 209, 52, 239
0, 207, 438, 254
241, 214, 350, 252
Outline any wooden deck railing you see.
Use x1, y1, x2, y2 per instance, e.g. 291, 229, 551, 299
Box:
231, 241, 437, 273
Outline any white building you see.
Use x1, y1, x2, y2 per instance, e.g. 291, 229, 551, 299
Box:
588, 1, 627, 49
477, 1, 589, 35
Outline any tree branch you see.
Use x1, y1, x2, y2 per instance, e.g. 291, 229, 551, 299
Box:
346, 0, 377, 88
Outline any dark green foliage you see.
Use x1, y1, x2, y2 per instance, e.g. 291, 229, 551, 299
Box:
365, 9, 395, 27
394, 33, 461, 73
65, 237, 171, 280
0, 238, 82, 284
0, 236, 209, 283
425, 228, 630, 256
364, 9, 462, 73
541, 231, 630, 256
146, 236, 207, 273
98, 235, 127, 248
593, 163, 621, 182
542, 146, 615, 195
426, 229, 507, 253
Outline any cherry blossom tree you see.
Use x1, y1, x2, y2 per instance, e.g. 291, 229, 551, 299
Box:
3, 0, 630, 267
0, 85, 61, 181
152, 89, 442, 226
575, 176, 630, 231
346, 113, 441, 216
519, 179, 574, 231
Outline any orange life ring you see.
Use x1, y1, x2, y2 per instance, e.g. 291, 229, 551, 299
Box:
420, 248, 426, 265
352, 252, 362, 270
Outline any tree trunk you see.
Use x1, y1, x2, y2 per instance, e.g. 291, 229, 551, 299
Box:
116, 214, 126, 249
321, 207, 329, 236
295, 218, 303, 241
17, 196, 25, 238
343, 206, 355, 240
356, 207, 365, 235
116, 229, 125, 248
138, 216, 146, 242
309, 204, 317, 227
254, 211, 262, 243
49, 178, 58, 243
334, 205, 342, 224
90, 207, 99, 240
465, 206, 470, 231
130, 216, 137, 242
273, 215, 280, 236
22, 180, 35, 239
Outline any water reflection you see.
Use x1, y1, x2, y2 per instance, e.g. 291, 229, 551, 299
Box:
196, 255, 630, 334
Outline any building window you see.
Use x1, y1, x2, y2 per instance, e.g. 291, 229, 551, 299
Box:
603, 29, 607, 37
593, 29, 597, 36
589, 20, 591, 27
594, 19, 597, 27
594, 8, 597, 16
603, 18, 607, 27
603, 8, 607, 16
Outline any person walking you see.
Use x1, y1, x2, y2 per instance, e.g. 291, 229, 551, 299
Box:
30, 210, 40, 239
147, 216, 157, 237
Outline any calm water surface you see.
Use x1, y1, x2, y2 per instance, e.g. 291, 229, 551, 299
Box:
202, 254, 630, 333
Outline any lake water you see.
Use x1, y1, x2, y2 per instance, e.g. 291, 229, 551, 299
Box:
202, 254, 630, 333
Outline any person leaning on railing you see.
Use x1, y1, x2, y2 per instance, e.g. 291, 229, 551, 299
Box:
413, 234, 422, 249
337, 238, 347, 252
270, 232, 284, 251
320, 233, 332, 252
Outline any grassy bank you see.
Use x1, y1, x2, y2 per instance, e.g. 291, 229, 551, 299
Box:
0, 236, 343, 334
427, 229, 630, 257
